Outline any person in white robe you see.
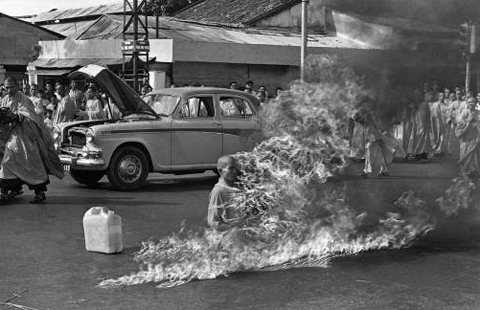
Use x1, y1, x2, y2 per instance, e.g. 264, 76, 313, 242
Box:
455, 96, 480, 177
429, 92, 446, 155
53, 83, 75, 125
76, 86, 105, 120
353, 108, 396, 177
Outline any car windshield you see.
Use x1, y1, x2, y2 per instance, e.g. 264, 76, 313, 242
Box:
147, 94, 180, 116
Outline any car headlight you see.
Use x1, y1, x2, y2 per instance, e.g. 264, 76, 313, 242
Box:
86, 129, 95, 144
52, 126, 60, 141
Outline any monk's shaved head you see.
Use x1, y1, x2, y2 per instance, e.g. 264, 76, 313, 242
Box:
217, 155, 236, 171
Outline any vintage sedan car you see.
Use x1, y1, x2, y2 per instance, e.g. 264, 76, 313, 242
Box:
55, 65, 263, 190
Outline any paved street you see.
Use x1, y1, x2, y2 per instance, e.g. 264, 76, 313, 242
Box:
0, 160, 479, 310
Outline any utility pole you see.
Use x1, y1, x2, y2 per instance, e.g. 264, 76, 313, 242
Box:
462, 21, 476, 93
122, 0, 150, 93
301, 0, 309, 82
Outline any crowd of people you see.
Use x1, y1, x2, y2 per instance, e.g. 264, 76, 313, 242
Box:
0, 79, 122, 132
349, 82, 480, 178
0, 78, 283, 128
166, 80, 283, 105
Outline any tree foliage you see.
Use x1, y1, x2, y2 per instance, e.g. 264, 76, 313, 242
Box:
144, 0, 201, 16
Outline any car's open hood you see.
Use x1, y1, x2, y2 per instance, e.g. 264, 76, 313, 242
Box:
69, 65, 157, 117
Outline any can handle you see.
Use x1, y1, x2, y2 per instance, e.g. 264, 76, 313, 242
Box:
91, 207, 108, 215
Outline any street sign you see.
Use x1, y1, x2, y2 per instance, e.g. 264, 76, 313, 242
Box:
122, 40, 150, 52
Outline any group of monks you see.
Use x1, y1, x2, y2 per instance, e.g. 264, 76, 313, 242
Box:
349, 85, 480, 178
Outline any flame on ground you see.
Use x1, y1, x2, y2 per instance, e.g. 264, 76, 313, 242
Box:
98, 55, 467, 289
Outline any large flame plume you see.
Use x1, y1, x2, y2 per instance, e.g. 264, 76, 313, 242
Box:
99, 55, 465, 289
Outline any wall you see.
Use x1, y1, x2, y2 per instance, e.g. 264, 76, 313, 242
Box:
170, 46, 462, 93
173, 40, 312, 66
149, 39, 174, 62
0, 15, 61, 65
172, 61, 298, 92
38, 39, 123, 59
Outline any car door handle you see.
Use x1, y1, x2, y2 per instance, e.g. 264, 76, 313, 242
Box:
213, 122, 221, 126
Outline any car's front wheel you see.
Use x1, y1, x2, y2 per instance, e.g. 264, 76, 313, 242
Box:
70, 169, 105, 187
107, 146, 149, 190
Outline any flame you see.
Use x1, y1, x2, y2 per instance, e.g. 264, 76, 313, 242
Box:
98, 55, 461, 289
99, 189, 434, 289
436, 174, 476, 217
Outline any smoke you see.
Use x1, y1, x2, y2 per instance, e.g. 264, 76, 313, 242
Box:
98, 55, 471, 289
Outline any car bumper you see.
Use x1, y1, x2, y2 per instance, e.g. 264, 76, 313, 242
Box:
60, 154, 106, 170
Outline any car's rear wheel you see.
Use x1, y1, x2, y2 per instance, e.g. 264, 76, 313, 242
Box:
70, 169, 105, 187
107, 146, 149, 190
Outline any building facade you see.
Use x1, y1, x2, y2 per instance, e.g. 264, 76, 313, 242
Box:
25, 0, 479, 93
0, 12, 63, 86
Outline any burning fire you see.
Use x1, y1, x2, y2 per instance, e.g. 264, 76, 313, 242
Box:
99, 55, 469, 289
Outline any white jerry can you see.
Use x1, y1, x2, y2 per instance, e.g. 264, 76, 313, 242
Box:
83, 207, 123, 254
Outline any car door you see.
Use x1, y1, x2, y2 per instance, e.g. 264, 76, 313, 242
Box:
218, 95, 261, 155
170, 94, 222, 167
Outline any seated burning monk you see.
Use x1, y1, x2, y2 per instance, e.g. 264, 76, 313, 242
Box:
208, 155, 244, 231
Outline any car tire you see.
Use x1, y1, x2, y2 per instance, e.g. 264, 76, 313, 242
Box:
107, 146, 149, 190
70, 169, 105, 187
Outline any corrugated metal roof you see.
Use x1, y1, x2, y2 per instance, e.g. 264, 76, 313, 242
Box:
28, 2, 126, 23
75, 15, 124, 40
68, 15, 371, 49
175, 0, 300, 27
39, 11, 453, 51
42, 20, 97, 38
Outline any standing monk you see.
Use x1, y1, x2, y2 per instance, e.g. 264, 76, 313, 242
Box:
411, 92, 433, 158
429, 92, 446, 155
53, 83, 75, 125
0, 77, 64, 204
455, 97, 480, 177
69, 79, 85, 116
354, 108, 395, 177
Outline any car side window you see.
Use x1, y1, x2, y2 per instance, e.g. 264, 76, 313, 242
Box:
179, 96, 214, 118
219, 97, 254, 118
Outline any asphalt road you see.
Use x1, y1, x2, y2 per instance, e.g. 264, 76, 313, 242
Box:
0, 160, 479, 310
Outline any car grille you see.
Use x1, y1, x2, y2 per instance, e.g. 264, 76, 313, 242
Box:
67, 128, 86, 147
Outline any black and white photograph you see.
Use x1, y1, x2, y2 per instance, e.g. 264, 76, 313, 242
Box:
0, 0, 479, 309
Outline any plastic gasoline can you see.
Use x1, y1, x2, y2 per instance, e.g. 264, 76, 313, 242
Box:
83, 207, 123, 254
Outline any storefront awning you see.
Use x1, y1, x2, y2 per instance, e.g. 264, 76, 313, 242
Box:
30, 57, 126, 68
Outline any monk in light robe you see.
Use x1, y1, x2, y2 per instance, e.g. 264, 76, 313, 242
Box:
354, 109, 395, 177
455, 97, 480, 177
429, 92, 446, 155
53, 83, 75, 125
401, 103, 414, 155
444, 91, 464, 157
0, 77, 64, 204
347, 116, 365, 160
